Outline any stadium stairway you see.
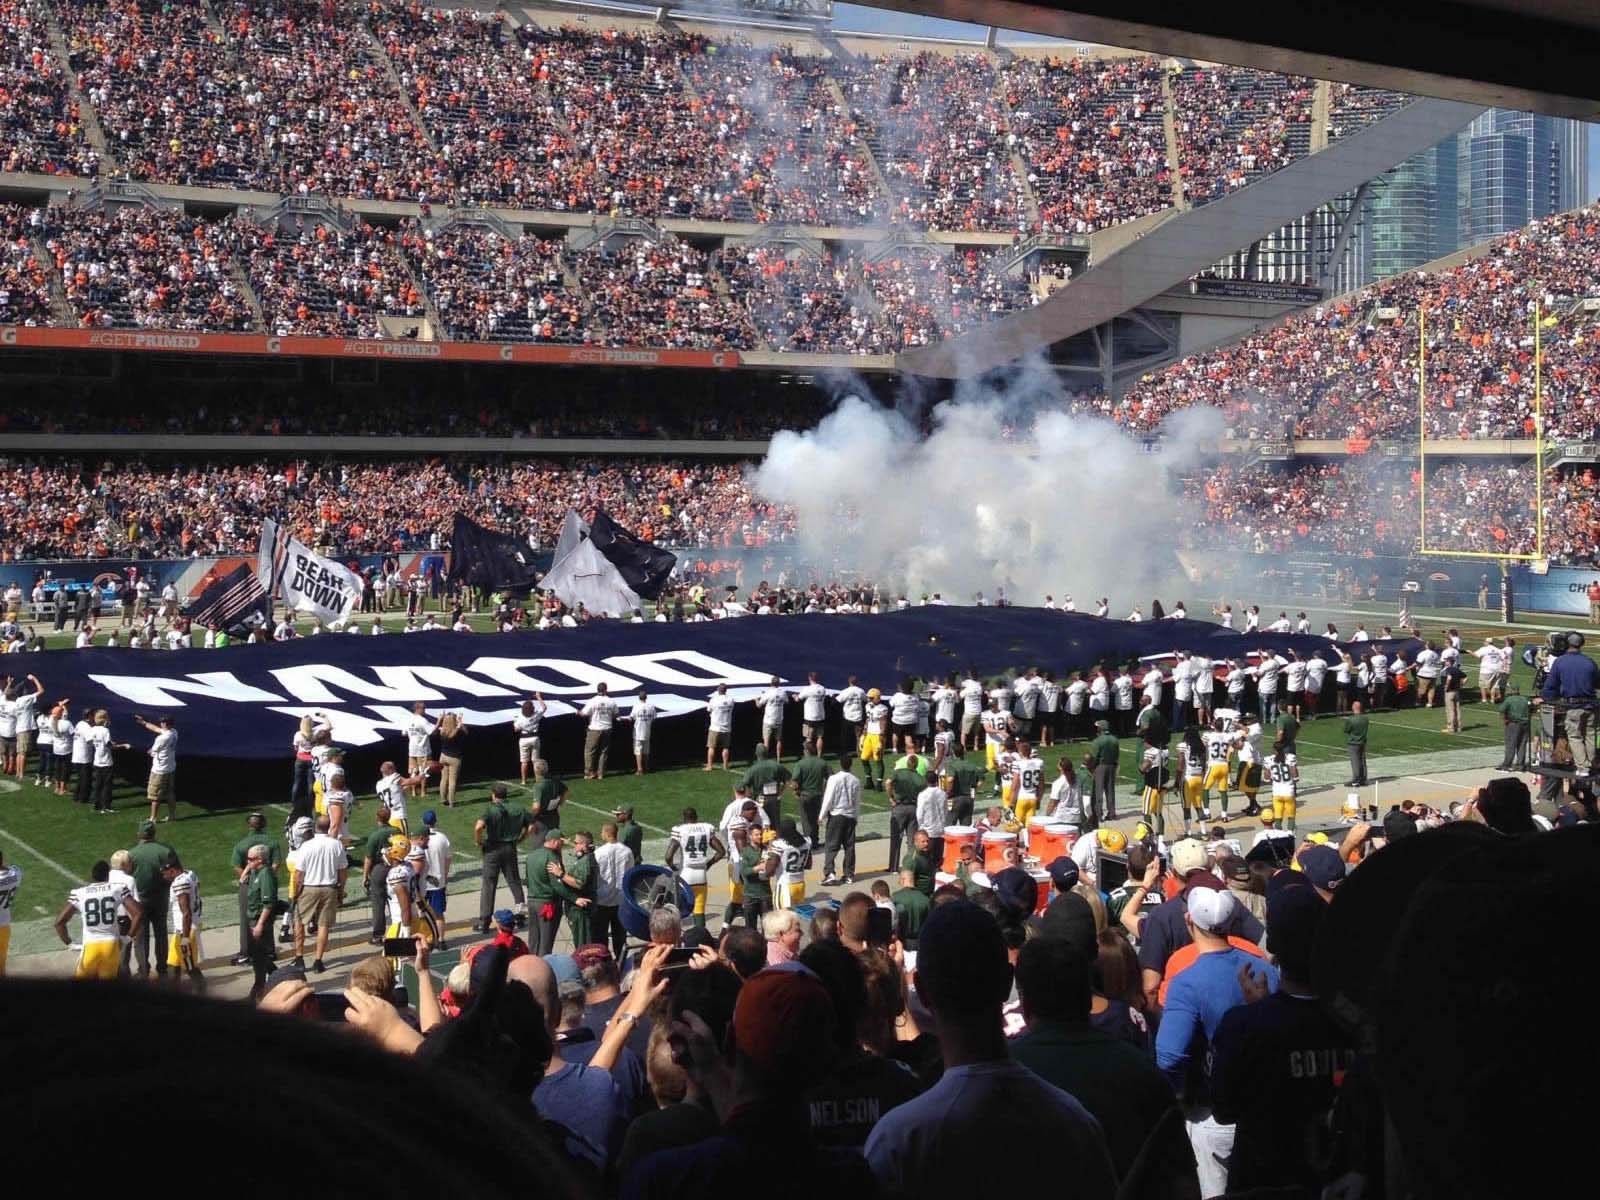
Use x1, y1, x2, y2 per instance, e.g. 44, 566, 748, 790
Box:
1311, 80, 1332, 153
1161, 70, 1187, 210
900, 94, 1486, 378
227, 258, 267, 331
43, 16, 108, 158
361, 19, 440, 154
821, 72, 893, 203
27, 229, 74, 328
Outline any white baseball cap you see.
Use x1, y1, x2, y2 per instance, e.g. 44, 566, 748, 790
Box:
1186, 887, 1236, 934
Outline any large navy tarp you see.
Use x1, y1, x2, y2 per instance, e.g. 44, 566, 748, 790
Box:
39, 607, 1417, 764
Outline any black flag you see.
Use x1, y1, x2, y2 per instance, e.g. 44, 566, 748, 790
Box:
450, 513, 540, 592
589, 510, 677, 599
187, 561, 270, 636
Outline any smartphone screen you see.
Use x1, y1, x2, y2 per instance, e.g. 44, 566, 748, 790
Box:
658, 946, 697, 976
312, 992, 351, 1022
865, 905, 895, 946
382, 936, 417, 957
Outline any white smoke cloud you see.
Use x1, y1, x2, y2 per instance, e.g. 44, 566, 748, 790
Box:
750, 359, 1225, 605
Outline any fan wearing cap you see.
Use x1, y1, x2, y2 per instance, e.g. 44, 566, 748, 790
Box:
1154, 888, 1279, 1199
1210, 884, 1353, 1194
863, 901, 1117, 1198
1135, 840, 1264, 1012
859, 688, 889, 790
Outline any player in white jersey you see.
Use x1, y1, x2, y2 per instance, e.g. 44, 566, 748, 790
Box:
1266, 748, 1299, 831
1178, 726, 1208, 837
0, 852, 20, 973
163, 859, 205, 988
1006, 741, 1045, 826
514, 696, 547, 785
667, 807, 726, 928
704, 683, 740, 772
322, 769, 354, 840
622, 689, 660, 775
1138, 740, 1172, 838
376, 761, 423, 834
1231, 716, 1265, 812
931, 721, 957, 777
384, 839, 427, 944
769, 818, 812, 909
980, 701, 1014, 774
1200, 718, 1235, 823
56, 861, 142, 980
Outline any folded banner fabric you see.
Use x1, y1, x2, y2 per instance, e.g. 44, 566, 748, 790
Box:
588, 510, 677, 599
185, 559, 270, 637
44, 609, 1418, 762
451, 512, 540, 591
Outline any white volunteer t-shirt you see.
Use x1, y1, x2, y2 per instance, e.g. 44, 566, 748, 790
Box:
149, 729, 178, 774
708, 694, 736, 733
757, 688, 787, 727
799, 683, 827, 723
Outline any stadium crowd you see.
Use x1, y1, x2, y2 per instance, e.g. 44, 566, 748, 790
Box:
0, 203, 53, 325
0, 457, 795, 559
1181, 458, 1562, 559
1172, 67, 1312, 205
0, 0, 100, 178
1003, 54, 1171, 234
1120, 204, 1600, 443
43, 204, 254, 332
7, 1, 1408, 233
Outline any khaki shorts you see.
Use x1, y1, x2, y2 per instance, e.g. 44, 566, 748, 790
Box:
803, 722, 824, 740
708, 730, 730, 750
15, 730, 30, 756
518, 736, 540, 765
146, 771, 174, 803
297, 884, 340, 927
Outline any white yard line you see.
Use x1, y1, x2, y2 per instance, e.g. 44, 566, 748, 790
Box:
1398, 775, 1477, 791
0, 827, 79, 882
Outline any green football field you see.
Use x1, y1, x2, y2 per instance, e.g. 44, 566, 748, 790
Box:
0, 595, 1582, 954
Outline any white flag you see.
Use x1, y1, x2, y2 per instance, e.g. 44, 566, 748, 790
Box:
277, 532, 364, 624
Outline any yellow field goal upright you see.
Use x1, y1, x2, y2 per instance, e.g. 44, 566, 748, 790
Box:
1417, 300, 1545, 561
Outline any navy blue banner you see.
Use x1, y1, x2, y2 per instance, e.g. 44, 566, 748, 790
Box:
36, 609, 1418, 763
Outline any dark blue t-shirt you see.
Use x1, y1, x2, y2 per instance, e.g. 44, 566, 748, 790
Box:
534, 1060, 627, 1169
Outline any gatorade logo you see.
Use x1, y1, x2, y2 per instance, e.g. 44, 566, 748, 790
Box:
1, 326, 14, 345
500, 345, 514, 362
266, 338, 281, 354
711, 352, 727, 367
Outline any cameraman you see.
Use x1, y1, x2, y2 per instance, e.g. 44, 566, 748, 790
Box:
1538, 633, 1600, 775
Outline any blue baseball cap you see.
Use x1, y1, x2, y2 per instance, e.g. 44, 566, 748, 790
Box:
422, 809, 438, 827
492, 908, 516, 929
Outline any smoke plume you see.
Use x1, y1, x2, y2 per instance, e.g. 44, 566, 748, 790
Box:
750, 359, 1225, 605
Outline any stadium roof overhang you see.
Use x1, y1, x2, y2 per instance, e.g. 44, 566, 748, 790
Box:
898, 95, 1485, 379
866, 0, 1600, 121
